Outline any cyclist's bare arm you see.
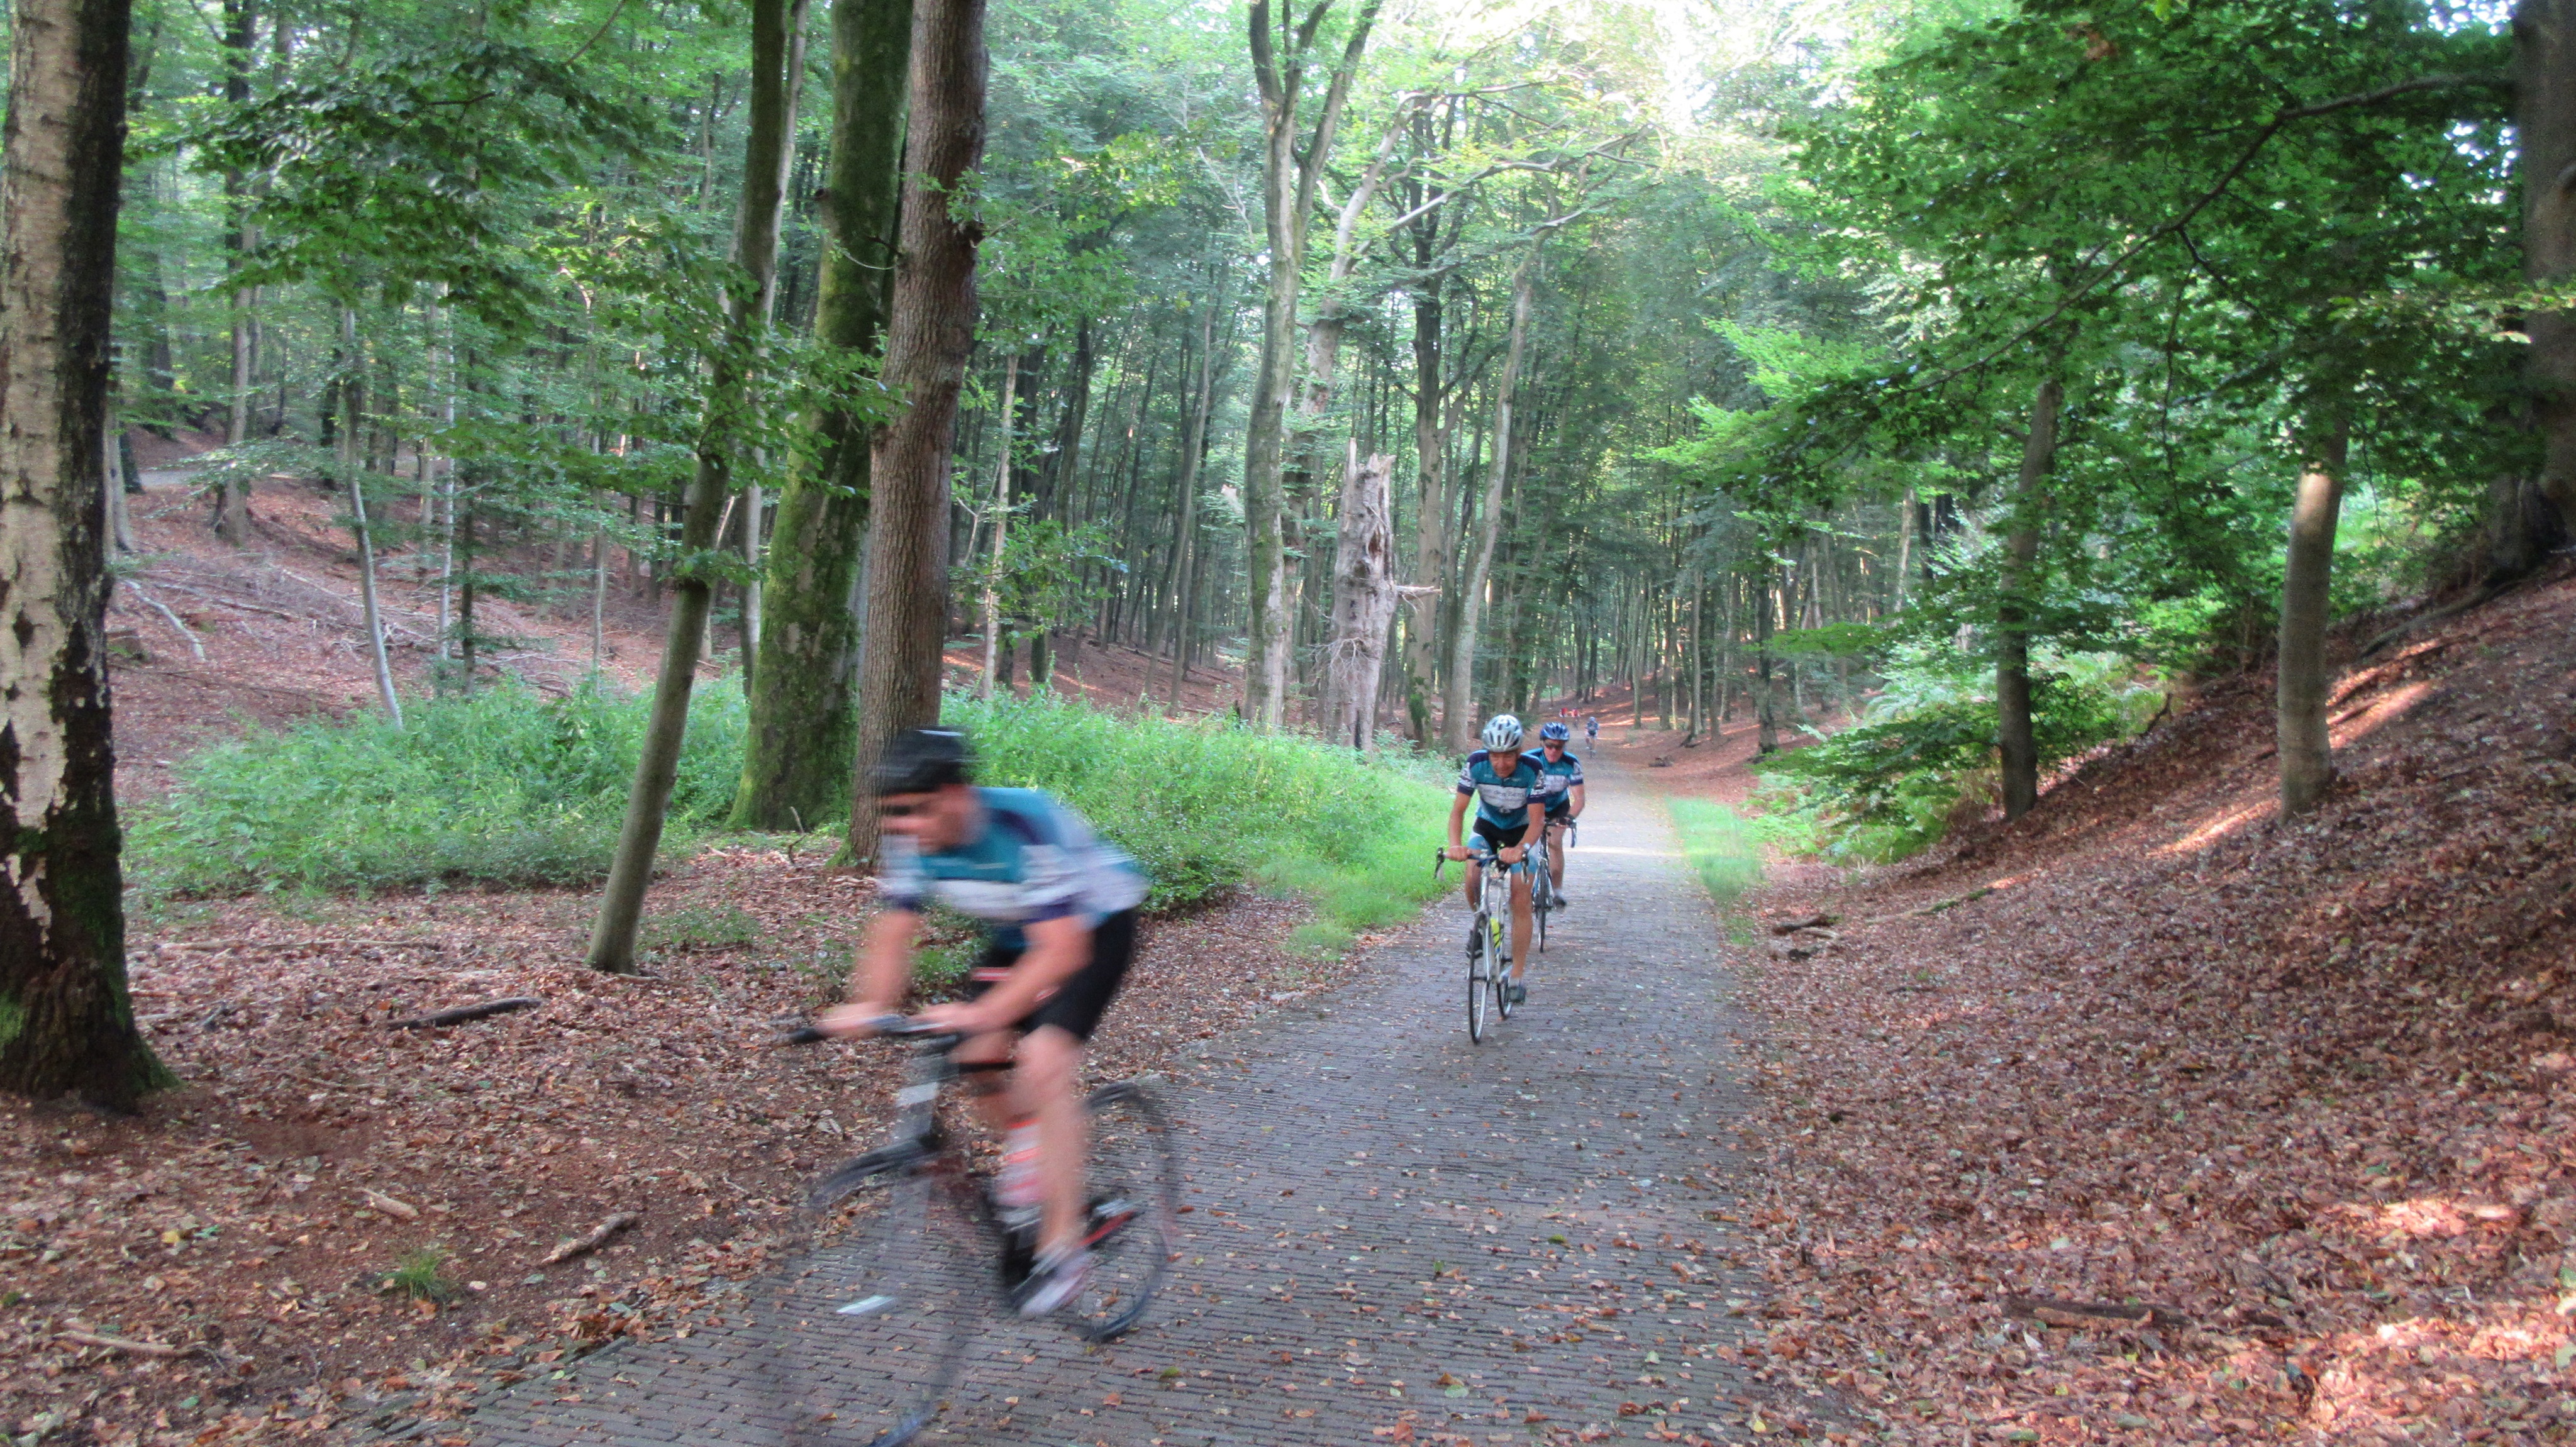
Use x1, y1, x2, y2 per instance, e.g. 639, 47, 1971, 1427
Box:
1565, 782, 1586, 821
819, 907, 924, 1035
916, 914, 1092, 1036
1445, 791, 1473, 861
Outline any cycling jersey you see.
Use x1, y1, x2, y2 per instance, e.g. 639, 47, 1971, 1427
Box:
1457, 750, 1544, 830
1535, 750, 1584, 814
882, 787, 1148, 949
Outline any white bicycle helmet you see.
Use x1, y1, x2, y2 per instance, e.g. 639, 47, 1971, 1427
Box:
1480, 714, 1525, 753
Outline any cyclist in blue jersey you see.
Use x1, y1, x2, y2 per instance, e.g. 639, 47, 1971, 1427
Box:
820, 728, 1147, 1317
1584, 713, 1599, 746
1444, 714, 1545, 1004
1533, 721, 1586, 906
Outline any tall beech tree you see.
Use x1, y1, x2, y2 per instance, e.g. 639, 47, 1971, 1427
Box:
843, 0, 989, 866
0, 0, 166, 1107
1241, 0, 1379, 731
734, 0, 914, 831
2519, 0, 2576, 537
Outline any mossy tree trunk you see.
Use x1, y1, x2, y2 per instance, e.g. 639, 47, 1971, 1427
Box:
0, 0, 170, 1109
733, 0, 913, 833
731, 0, 911, 829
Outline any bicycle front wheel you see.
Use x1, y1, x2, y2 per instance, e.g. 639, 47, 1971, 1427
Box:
1070, 1081, 1182, 1341
1467, 912, 1492, 1043
764, 1158, 984, 1446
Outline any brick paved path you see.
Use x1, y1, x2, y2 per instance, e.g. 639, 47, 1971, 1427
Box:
461, 758, 1800, 1446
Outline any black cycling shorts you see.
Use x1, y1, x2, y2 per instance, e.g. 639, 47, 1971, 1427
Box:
1471, 817, 1529, 851
966, 907, 1138, 1042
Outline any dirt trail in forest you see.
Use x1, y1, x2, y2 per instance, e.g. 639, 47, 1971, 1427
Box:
452, 756, 1839, 1447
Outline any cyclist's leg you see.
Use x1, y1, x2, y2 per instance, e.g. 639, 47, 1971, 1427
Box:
1462, 858, 1484, 913
955, 935, 1024, 1134
1013, 1024, 1087, 1255
1015, 908, 1138, 1260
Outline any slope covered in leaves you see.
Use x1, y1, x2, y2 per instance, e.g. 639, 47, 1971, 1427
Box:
1726, 568, 2576, 1443
0, 852, 1355, 1446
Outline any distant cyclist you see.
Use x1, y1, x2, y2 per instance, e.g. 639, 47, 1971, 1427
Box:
1445, 714, 1544, 1005
818, 728, 1147, 1317
1533, 721, 1585, 905
1584, 713, 1599, 746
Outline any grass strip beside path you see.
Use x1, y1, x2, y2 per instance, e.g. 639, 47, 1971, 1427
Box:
1668, 796, 1763, 918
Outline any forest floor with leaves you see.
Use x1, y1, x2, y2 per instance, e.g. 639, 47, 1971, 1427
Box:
1669, 569, 2576, 1444
4, 850, 1380, 1446
14, 446, 1297, 1446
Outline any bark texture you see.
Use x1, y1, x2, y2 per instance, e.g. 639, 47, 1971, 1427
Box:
2277, 419, 2351, 816
733, 0, 913, 831
589, 0, 795, 970
1321, 446, 1397, 750
1996, 375, 2061, 822
844, 0, 986, 866
0, 0, 165, 1107
2519, 0, 2576, 535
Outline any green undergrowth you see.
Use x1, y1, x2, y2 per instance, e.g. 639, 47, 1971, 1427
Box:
942, 693, 1453, 954
131, 680, 1453, 955
130, 676, 746, 897
1752, 645, 2164, 864
1668, 797, 1763, 940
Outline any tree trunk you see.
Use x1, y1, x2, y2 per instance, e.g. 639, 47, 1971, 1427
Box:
1321, 445, 1397, 750
1241, 0, 1380, 731
1755, 567, 1778, 753
1444, 250, 1537, 750
1168, 282, 1221, 710
2482, 470, 2570, 582
214, 0, 254, 544
733, 0, 911, 830
2277, 415, 2351, 816
739, 0, 817, 693
1996, 375, 2060, 822
2519, 0, 2576, 536
589, 0, 796, 970
339, 308, 401, 724
0, 0, 168, 1109
843, 0, 986, 867
978, 353, 1016, 700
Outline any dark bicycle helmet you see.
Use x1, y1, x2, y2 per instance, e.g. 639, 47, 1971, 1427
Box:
1538, 721, 1571, 742
873, 727, 975, 795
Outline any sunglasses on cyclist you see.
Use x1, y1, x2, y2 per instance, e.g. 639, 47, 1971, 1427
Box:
881, 799, 933, 818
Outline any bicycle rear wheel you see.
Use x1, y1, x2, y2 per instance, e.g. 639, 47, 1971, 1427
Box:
765, 1156, 985, 1446
1466, 911, 1492, 1043
1069, 1081, 1181, 1341
1535, 870, 1550, 954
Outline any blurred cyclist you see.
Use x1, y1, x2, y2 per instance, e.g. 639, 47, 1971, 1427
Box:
1444, 714, 1545, 1004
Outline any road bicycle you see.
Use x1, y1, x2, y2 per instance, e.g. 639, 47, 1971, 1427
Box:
1533, 815, 1576, 951
1438, 842, 1539, 1043
763, 1017, 1180, 1445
